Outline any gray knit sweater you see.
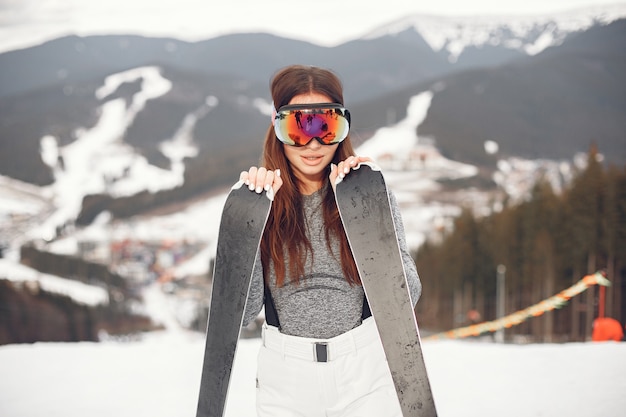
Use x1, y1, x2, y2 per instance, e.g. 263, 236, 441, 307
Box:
242, 186, 421, 339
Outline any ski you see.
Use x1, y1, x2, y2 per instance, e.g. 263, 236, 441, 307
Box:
335, 162, 437, 417
196, 181, 273, 417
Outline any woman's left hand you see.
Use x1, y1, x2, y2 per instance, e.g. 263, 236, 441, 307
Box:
330, 156, 373, 190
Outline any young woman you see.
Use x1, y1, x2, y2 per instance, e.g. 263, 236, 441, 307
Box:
240, 65, 421, 417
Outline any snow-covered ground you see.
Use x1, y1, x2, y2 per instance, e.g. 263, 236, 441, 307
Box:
1, 280, 624, 417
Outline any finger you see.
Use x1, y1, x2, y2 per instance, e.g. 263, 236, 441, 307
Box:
273, 170, 283, 193
239, 170, 249, 184
338, 156, 367, 179
333, 161, 344, 179
248, 166, 258, 190
356, 156, 373, 165
340, 160, 350, 176
346, 156, 373, 173
263, 170, 274, 192
255, 167, 268, 193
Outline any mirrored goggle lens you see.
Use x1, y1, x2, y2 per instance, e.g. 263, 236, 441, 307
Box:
274, 103, 350, 146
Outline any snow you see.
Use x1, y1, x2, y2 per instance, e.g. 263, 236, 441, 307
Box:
0, 258, 108, 306
1, 280, 624, 417
363, 4, 626, 62
0, 176, 48, 217
357, 92, 432, 159
26, 66, 196, 243
355, 89, 479, 248
484, 140, 499, 155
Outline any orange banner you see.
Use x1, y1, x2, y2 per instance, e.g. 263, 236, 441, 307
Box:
424, 271, 610, 341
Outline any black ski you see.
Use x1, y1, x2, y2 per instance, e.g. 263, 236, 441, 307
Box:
196, 182, 273, 417
335, 162, 437, 417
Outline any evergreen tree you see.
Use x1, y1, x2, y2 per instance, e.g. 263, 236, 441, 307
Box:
415, 146, 625, 340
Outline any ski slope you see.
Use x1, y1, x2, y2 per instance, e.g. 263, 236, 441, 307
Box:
1, 281, 624, 417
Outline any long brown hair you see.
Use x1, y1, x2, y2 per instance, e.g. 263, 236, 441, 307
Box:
260, 65, 360, 287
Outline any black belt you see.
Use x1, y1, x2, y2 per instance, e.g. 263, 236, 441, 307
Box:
314, 342, 329, 362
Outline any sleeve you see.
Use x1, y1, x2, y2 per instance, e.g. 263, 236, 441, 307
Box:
389, 191, 422, 306
241, 248, 265, 327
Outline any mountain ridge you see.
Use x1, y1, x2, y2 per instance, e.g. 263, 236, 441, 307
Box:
2, 4, 625, 99
0, 15, 623, 230
363, 3, 626, 60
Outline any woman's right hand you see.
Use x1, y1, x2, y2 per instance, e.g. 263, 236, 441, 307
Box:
240, 166, 283, 195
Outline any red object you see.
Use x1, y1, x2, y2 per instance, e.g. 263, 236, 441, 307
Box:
592, 317, 624, 342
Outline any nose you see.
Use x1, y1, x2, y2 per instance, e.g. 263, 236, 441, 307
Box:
304, 138, 323, 150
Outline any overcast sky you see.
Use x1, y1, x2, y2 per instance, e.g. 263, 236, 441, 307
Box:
0, 0, 625, 52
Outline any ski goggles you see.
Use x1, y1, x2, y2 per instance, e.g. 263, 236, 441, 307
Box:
273, 103, 351, 147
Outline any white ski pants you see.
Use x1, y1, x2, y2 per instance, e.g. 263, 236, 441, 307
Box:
256, 317, 402, 417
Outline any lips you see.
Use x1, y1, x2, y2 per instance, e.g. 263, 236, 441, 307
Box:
301, 155, 324, 165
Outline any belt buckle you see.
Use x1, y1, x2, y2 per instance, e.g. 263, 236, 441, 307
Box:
314, 342, 328, 362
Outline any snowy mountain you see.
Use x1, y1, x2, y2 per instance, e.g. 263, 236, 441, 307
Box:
2, 17, 624, 190
0, 4, 623, 347
0, 67, 578, 306
364, 3, 626, 64
1, 15, 622, 258
0, 70, 584, 285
